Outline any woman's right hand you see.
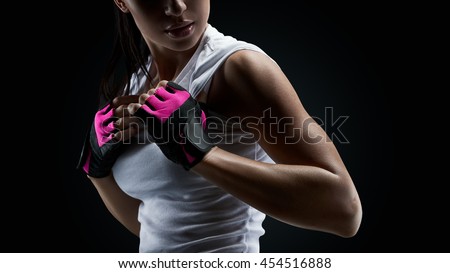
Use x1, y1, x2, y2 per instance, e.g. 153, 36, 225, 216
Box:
111, 95, 142, 142
78, 95, 140, 178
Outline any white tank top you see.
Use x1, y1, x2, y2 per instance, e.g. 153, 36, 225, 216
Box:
112, 25, 275, 253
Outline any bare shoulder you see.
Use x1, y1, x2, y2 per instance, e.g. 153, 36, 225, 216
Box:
222, 50, 285, 91
208, 49, 299, 117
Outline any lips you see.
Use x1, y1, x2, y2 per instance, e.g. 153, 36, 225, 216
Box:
165, 22, 194, 38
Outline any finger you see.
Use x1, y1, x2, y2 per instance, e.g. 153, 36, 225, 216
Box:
114, 116, 143, 130
127, 103, 142, 115
156, 80, 169, 88
146, 80, 169, 95
113, 123, 139, 142
139, 93, 151, 104
114, 104, 131, 118
154, 85, 173, 100
112, 95, 140, 108
146, 87, 157, 96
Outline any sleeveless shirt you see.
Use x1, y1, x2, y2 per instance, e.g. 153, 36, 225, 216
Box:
112, 25, 275, 252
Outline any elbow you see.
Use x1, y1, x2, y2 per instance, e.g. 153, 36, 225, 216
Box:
336, 193, 363, 238
338, 212, 362, 238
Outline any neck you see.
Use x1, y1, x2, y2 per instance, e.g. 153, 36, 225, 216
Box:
147, 34, 205, 82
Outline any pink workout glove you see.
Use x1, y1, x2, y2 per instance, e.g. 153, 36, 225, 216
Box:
134, 81, 214, 170
77, 100, 125, 178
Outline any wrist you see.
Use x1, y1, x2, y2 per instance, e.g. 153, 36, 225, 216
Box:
190, 146, 219, 173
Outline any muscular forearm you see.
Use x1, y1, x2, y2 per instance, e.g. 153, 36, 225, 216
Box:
88, 174, 141, 237
192, 147, 362, 237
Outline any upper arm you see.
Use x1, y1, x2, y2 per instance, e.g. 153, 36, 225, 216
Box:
209, 50, 348, 175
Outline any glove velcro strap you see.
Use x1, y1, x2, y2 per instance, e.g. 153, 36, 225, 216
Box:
180, 112, 214, 170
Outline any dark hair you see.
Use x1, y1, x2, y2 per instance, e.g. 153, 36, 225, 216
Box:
100, 5, 152, 101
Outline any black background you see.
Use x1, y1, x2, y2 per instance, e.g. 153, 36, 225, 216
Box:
3, 1, 446, 253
